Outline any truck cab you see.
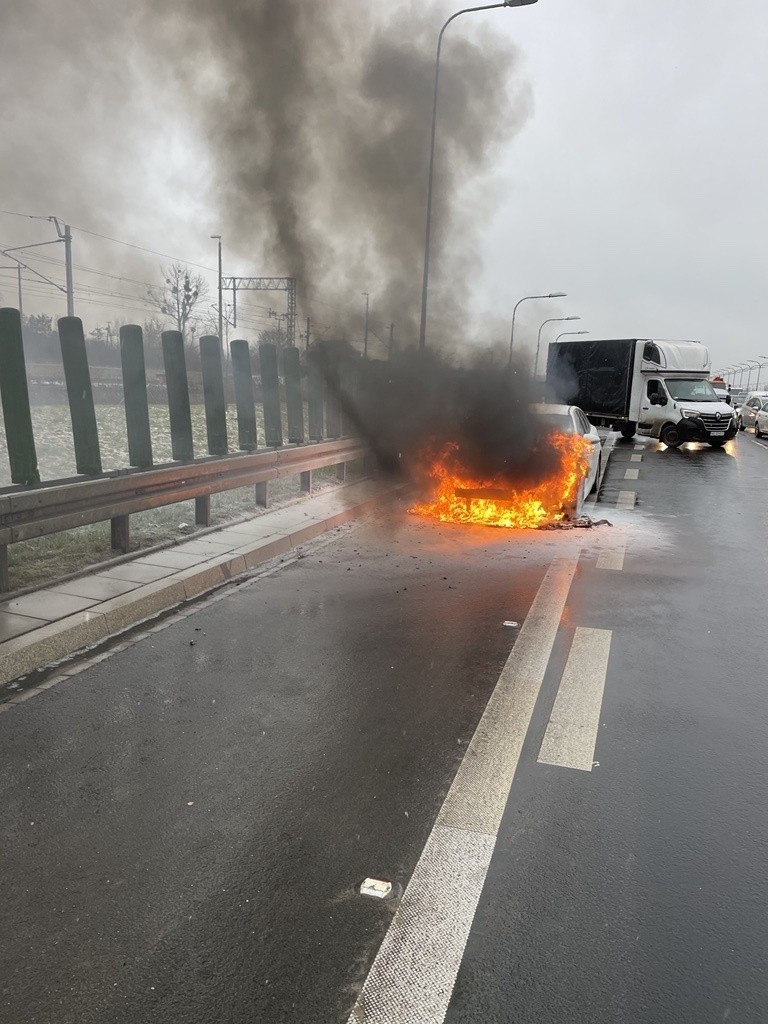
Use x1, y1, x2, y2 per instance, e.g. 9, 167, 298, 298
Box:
639, 373, 736, 447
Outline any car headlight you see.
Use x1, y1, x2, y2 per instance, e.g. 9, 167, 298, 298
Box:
681, 409, 700, 419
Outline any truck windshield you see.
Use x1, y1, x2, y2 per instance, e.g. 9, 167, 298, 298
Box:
664, 378, 718, 402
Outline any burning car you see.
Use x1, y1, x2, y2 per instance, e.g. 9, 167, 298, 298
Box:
410, 403, 601, 529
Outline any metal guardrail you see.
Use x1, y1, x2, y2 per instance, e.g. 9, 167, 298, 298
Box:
0, 438, 366, 592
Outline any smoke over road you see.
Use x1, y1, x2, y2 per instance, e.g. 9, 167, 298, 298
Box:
2, 0, 533, 346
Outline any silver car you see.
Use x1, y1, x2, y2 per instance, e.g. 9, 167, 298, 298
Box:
754, 400, 768, 438
738, 391, 768, 431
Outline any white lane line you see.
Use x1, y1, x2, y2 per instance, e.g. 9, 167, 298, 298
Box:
633, 444, 643, 450
538, 627, 612, 772
630, 454, 642, 463
616, 490, 636, 510
347, 555, 580, 1024
624, 467, 639, 480
752, 439, 768, 450
596, 543, 626, 571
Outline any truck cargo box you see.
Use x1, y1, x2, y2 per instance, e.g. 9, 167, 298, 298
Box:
547, 339, 635, 420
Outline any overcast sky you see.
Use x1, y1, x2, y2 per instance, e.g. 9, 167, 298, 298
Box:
1, 0, 766, 374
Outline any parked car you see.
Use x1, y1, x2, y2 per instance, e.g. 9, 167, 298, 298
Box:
712, 385, 732, 405
754, 400, 768, 438
738, 391, 768, 431
534, 403, 602, 499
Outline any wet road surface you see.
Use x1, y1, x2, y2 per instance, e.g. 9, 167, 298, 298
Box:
2, 431, 768, 1022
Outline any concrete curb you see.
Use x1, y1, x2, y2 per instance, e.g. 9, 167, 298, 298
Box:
0, 483, 399, 689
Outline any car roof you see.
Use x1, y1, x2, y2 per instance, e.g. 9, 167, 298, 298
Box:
534, 403, 575, 415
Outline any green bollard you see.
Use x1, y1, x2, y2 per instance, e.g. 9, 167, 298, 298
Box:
0, 308, 40, 485
307, 349, 325, 441
58, 316, 102, 476
230, 339, 258, 450
199, 335, 228, 456
119, 324, 153, 469
283, 347, 304, 444
161, 331, 194, 462
259, 343, 283, 447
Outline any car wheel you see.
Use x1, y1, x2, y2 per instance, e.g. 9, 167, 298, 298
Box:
756, 422, 762, 438
739, 417, 746, 431
660, 423, 683, 448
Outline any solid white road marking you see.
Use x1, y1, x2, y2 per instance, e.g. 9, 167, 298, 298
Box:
630, 454, 642, 462
624, 468, 639, 480
751, 439, 768, 451
596, 543, 626, 571
616, 490, 636, 510
538, 627, 613, 772
347, 555, 580, 1024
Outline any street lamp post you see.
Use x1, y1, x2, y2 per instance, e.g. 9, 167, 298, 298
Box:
554, 329, 589, 343
535, 316, 580, 376
418, 0, 538, 352
742, 359, 762, 390
362, 292, 370, 358
756, 356, 768, 390
507, 291, 566, 368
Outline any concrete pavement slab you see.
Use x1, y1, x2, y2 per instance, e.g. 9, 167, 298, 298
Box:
141, 550, 213, 570
49, 576, 142, 601
0, 611, 45, 642
0, 589, 99, 620
101, 562, 180, 584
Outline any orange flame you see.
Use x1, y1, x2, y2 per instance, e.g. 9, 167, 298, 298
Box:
410, 432, 591, 529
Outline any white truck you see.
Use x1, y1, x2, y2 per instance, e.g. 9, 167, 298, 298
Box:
546, 339, 737, 448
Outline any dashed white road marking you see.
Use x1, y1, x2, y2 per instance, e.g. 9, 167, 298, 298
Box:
752, 439, 768, 450
538, 627, 613, 772
596, 543, 626, 571
630, 454, 642, 462
633, 444, 643, 450
624, 468, 639, 480
347, 555, 580, 1024
616, 490, 636, 510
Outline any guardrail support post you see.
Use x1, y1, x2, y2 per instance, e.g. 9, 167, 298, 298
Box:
58, 316, 103, 476
195, 495, 211, 526
119, 324, 153, 469
307, 350, 325, 441
0, 307, 40, 485
336, 463, 346, 483
259, 343, 283, 447
200, 335, 228, 456
162, 331, 194, 461
0, 545, 8, 592
110, 514, 130, 553
300, 470, 312, 493
230, 339, 258, 450
283, 347, 304, 443
255, 481, 268, 507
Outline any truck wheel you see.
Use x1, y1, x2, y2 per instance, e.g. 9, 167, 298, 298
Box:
660, 423, 683, 448
620, 423, 636, 440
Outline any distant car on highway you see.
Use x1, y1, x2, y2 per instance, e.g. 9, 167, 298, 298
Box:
738, 391, 768, 431
754, 400, 768, 438
712, 385, 731, 406
535, 403, 602, 500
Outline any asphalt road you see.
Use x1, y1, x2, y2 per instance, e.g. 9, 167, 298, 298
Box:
2, 431, 768, 1023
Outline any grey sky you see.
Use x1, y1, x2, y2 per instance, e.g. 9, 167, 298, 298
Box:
1, 0, 765, 372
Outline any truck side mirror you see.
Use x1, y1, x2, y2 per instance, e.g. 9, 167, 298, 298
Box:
649, 394, 659, 405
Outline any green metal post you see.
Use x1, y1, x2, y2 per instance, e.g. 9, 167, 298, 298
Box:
199, 335, 228, 456
0, 307, 40, 485
307, 349, 325, 441
230, 339, 258, 451
259, 343, 283, 447
161, 331, 194, 462
58, 316, 102, 476
283, 346, 304, 443
119, 324, 153, 468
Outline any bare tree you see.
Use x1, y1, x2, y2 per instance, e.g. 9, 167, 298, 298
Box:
148, 262, 208, 337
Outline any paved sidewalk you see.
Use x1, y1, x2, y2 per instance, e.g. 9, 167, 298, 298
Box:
0, 479, 400, 688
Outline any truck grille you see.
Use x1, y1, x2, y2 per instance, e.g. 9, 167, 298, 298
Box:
698, 412, 732, 431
